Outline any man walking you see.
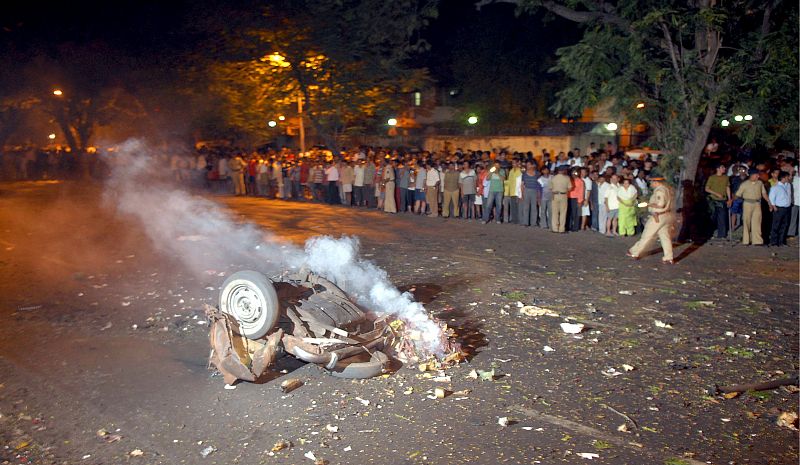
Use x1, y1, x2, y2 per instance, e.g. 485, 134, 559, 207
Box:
627, 176, 676, 263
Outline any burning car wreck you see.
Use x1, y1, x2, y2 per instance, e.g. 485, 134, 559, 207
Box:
207, 269, 397, 384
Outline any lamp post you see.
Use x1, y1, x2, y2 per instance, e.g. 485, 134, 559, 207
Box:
297, 95, 305, 155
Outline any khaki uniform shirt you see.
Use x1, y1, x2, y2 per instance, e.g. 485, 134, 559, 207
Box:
648, 185, 672, 214
550, 174, 572, 195
735, 180, 767, 201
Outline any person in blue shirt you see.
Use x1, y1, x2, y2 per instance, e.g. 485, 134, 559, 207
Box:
768, 171, 792, 247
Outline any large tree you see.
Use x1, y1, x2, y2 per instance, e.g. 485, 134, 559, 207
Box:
478, 0, 798, 184
202, 0, 436, 151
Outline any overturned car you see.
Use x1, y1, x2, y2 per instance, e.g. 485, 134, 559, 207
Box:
207, 269, 394, 384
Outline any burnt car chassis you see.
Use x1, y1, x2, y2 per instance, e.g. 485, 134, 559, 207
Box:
207, 269, 393, 384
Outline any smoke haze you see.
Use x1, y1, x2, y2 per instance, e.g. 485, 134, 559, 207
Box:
105, 139, 443, 353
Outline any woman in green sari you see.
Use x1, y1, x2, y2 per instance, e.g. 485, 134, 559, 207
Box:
617, 177, 638, 236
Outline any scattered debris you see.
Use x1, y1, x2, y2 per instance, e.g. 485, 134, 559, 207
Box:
434, 388, 447, 399
618, 290, 634, 295
715, 375, 799, 395
777, 412, 798, 430
224, 384, 236, 390
577, 452, 600, 459
355, 397, 370, 406
271, 440, 292, 452
281, 378, 304, 393
200, 445, 216, 457
498, 417, 509, 427
519, 306, 559, 317
129, 449, 144, 457
621, 364, 635, 372
325, 424, 339, 433
654, 320, 673, 329
560, 322, 585, 334
542, 345, 555, 352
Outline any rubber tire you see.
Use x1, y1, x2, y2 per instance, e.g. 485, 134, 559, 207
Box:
328, 351, 389, 379
219, 270, 279, 340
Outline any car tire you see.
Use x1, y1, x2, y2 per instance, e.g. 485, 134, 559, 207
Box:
219, 270, 279, 340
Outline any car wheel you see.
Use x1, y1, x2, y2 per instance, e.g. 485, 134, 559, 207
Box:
219, 270, 279, 340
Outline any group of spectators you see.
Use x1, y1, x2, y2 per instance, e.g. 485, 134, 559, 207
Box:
195, 143, 798, 244
702, 156, 800, 247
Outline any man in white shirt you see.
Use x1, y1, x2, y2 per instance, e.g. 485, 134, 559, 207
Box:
353, 161, 366, 206
325, 162, 340, 204
602, 174, 621, 236
596, 175, 610, 234
425, 164, 441, 216
789, 165, 800, 237
580, 167, 592, 230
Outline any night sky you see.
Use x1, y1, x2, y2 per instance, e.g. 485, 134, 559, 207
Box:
1, 0, 579, 84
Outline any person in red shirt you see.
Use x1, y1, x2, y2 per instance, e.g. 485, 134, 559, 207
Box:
299, 159, 310, 200
246, 156, 258, 196
567, 168, 585, 231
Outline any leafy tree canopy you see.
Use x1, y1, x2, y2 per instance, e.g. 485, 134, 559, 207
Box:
482, 0, 798, 182
200, 0, 437, 150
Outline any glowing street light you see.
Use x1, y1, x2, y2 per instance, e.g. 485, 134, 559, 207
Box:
53, 89, 63, 96
48, 133, 56, 140
721, 119, 730, 127
734, 115, 744, 122
635, 102, 645, 109
387, 118, 398, 126
467, 115, 478, 125
606, 122, 618, 131
268, 120, 277, 127
278, 115, 285, 121
744, 114, 753, 121
268, 53, 290, 67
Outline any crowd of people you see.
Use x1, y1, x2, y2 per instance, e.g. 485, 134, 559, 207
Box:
186, 144, 799, 247
3, 141, 796, 249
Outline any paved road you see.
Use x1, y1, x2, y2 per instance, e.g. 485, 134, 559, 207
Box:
1, 181, 797, 465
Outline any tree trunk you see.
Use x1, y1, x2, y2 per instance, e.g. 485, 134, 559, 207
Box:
677, 102, 717, 242
680, 102, 717, 182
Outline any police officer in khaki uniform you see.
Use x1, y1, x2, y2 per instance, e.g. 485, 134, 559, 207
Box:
228, 154, 246, 196
734, 169, 772, 245
550, 165, 572, 233
627, 176, 675, 263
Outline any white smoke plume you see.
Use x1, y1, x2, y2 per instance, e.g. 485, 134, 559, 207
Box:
105, 139, 443, 354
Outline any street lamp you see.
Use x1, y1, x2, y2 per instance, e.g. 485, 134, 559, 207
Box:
53, 89, 63, 96
721, 119, 730, 127
268, 120, 277, 127
48, 133, 56, 140
635, 102, 645, 109
734, 115, 744, 122
387, 118, 398, 126
606, 122, 618, 131
278, 115, 285, 121
744, 114, 753, 121
467, 115, 478, 125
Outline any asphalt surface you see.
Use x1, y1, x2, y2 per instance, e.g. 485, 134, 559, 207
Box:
0, 181, 798, 465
